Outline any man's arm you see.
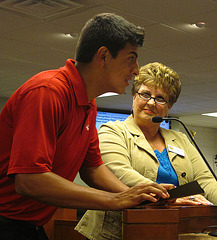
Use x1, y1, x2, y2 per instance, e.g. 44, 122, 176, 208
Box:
79, 164, 129, 192
15, 170, 170, 210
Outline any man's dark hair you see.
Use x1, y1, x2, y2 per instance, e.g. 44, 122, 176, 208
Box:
75, 13, 145, 63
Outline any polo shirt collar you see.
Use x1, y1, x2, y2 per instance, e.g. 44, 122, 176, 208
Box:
65, 59, 91, 106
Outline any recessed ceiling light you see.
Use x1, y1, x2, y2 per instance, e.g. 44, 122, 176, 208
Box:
97, 92, 119, 98
64, 32, 79, 38
201, 112, 217, 117
192, 22, 206, 28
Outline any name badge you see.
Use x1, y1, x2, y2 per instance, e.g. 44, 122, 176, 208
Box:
168, 145, 185, 157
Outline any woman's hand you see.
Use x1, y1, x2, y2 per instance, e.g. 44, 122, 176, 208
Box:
172, 194, 213, 206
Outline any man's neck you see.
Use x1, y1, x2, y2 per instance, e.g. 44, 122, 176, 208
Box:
75, 61, 107, 101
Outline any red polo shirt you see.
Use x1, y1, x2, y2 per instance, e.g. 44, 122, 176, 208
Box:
0, 59, 103, 225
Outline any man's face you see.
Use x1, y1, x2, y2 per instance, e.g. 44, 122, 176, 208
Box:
103, 43, 139, 94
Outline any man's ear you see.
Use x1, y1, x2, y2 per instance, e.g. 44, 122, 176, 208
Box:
96, 46, 109, 65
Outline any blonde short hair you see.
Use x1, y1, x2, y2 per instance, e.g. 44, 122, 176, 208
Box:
131, 62, 181, 106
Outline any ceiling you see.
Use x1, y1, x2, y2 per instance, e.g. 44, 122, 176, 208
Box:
0, 0, 216, 128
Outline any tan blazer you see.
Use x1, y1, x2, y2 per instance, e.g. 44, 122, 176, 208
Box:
75, 115, 217, 240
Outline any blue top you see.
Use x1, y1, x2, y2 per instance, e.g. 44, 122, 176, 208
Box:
155, 148, 179, 186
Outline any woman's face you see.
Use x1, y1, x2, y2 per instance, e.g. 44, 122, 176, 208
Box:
132, 84, 171, 127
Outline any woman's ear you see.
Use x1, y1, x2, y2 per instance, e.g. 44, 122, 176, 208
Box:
168, 103, 173, 110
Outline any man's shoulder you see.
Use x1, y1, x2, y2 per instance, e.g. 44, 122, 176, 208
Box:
15, 67, 73, 99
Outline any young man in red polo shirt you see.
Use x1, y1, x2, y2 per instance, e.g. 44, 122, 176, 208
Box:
0, 13, 170, 239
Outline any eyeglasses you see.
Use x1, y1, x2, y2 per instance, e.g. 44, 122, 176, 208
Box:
136, 92, 168, 105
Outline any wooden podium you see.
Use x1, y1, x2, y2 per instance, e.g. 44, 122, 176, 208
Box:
44, 208, 85, 240
122, 205, 217, 240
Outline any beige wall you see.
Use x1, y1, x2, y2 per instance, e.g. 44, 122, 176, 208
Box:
0, 97, 8, 112
179, 124, 217, 174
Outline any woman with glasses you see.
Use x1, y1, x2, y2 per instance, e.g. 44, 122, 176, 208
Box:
75, 62, 217, 240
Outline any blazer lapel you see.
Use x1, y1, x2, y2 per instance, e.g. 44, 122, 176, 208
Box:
125, 116, 157, 160
160, 128, 179, 161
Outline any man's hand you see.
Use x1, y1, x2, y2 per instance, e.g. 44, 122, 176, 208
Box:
160, 183, 175, 191
109, 182, 170, 210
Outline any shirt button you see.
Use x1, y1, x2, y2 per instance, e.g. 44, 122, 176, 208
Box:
181, 172, 186, 177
